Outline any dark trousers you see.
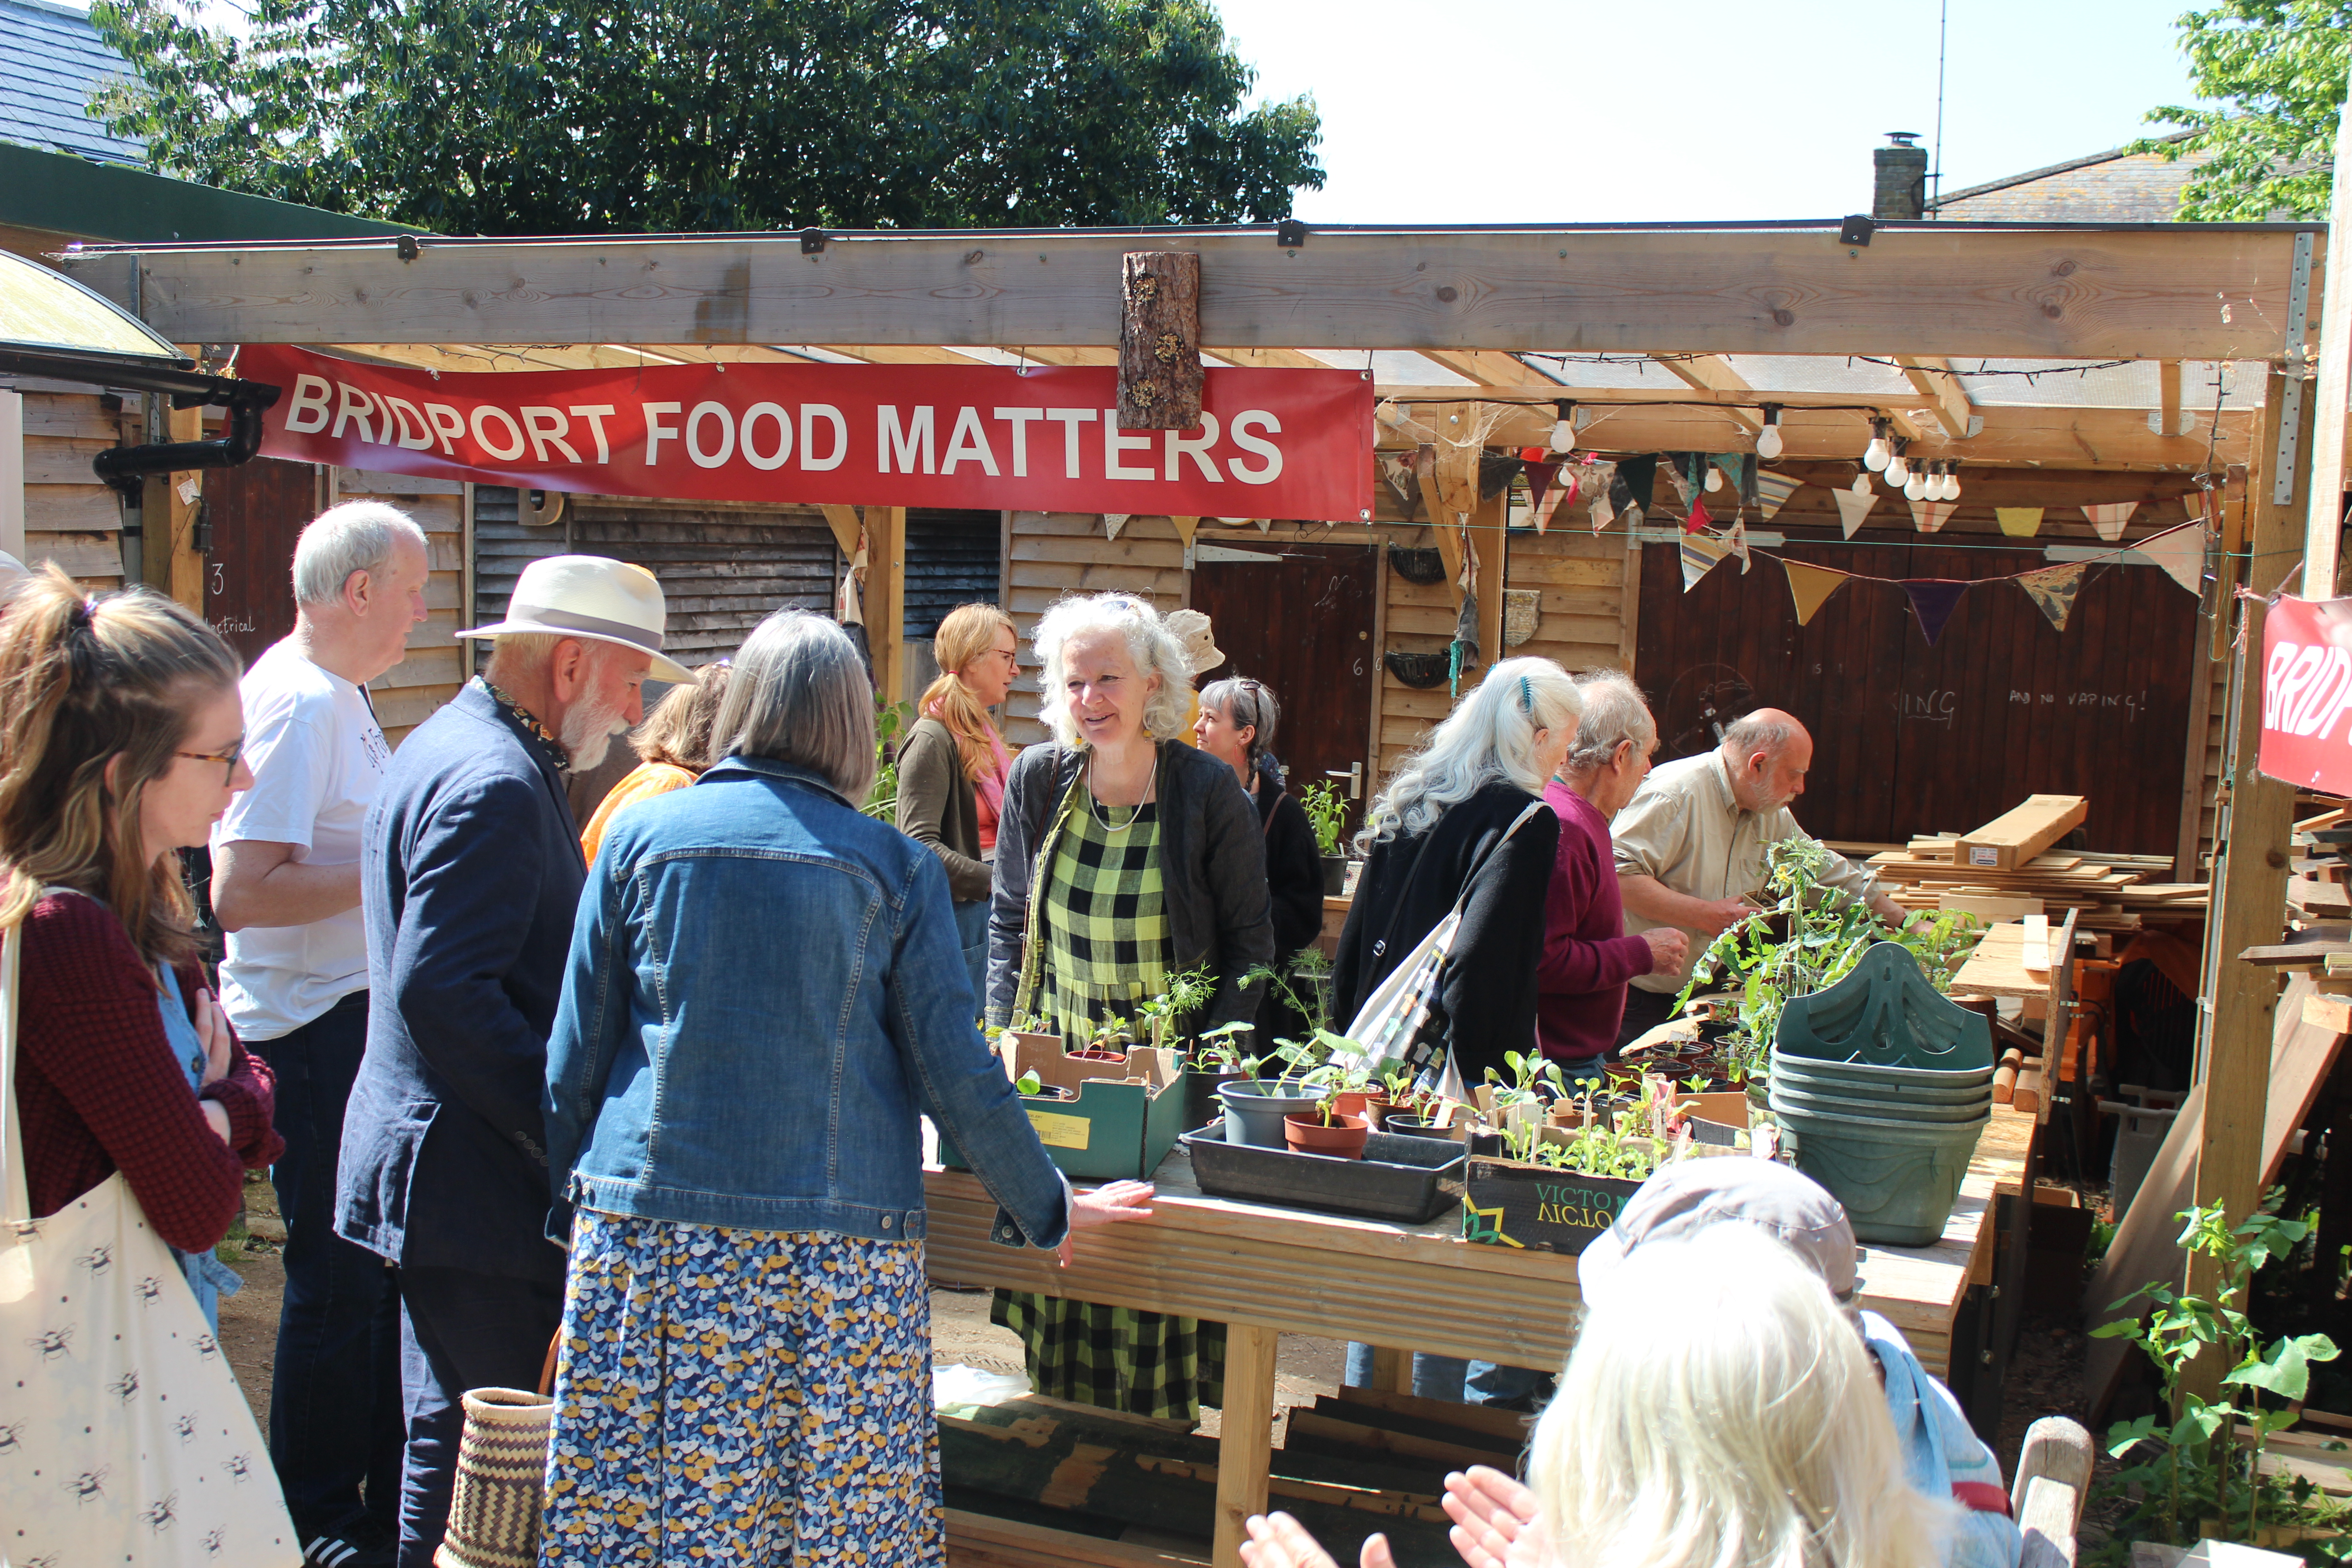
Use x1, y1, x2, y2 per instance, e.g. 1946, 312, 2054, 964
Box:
1615, 985, 1679, 1051
395, 1264, 563, 1568
251, 991, 405, 1535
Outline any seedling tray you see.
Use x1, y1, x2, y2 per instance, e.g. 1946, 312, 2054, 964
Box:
1180, 1129, 1466, 1224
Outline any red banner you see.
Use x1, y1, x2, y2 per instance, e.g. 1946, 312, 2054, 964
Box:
2259, 593, 2352, 794
239, 345, 1373, 522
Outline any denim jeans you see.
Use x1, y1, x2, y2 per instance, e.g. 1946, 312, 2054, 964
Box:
252, 991, 404, 1535
1344, 1344, 1556, 1410
395, 1265, 564, 1568
952, 898, 989, 1008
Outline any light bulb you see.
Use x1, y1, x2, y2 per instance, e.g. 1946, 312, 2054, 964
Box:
1755, 423, 1784, 460
1886, 454, 1910, 487
1945, 472, 1962, 502
1850, 470, 1873, 496
1863, 436, 1891, 472
1904, 470, 1927, 501
1705, 466, 1723, 492
1550, 418, 1576, 453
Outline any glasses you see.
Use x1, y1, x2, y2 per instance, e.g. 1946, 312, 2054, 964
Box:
175, 737, 245, 786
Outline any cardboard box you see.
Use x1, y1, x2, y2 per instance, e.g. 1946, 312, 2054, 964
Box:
938, 1032, 1198, 1181
1953, 794, 2087, 872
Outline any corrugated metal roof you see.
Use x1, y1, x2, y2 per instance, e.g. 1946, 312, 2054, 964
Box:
0, 0, 146, 164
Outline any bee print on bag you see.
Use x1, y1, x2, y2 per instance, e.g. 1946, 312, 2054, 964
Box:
29, 1325, 73, 1361
221, 1452, 254, 1484
108, 1368, 139, 1403
193, 1333, 220, 1361
174, 1414, 199, 1444
202, 1528, 225, 1557
142, 1492, 179, 1532
77, 1243, 112, 1276
0, 1420, 23, 1454
137, 1275, 164, 1305
61, 1467, 107, 1503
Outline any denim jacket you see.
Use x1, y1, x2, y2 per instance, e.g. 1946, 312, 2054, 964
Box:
542, 755, 1071, 1251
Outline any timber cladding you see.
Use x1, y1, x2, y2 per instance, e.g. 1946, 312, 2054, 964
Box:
20, 389, 128, 590
334, 468, 466, 748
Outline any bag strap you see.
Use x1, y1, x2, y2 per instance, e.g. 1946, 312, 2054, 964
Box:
1367, 796, 1548, 962
1446, 800, 1550, 921
1, 920, 27, 1227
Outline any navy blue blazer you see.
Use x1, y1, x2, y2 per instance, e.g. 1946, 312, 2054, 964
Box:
336, 680, 584, 1284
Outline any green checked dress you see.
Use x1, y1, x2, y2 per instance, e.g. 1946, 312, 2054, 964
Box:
994, 762, 1227, 1420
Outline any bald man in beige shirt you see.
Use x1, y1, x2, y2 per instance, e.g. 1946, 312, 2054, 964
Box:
1609, 707, 1910, 1046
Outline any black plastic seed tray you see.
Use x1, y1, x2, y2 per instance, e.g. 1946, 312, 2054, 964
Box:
1180, 1128, 1467, 1224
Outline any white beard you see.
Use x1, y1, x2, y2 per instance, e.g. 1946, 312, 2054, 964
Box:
561, 690, 630, 772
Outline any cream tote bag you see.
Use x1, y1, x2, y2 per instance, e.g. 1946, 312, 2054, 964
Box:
0, 921, 303, 1567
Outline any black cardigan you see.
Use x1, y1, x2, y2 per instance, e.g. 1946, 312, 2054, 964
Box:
1331, 779, 1560, 1086
1256, 759, 1325, 963
986, 739, 1273, 1032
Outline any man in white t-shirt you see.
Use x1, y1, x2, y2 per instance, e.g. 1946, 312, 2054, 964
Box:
212, 500, 429, 1568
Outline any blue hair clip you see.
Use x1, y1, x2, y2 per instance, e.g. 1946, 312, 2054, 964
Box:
1519, 674, 1533, 712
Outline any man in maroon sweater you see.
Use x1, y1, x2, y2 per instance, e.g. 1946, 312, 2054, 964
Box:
1538, 672, 1686, 1076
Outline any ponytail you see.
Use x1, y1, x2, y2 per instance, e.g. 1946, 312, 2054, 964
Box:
0, 566, 243, 965
921, 602, 1017, 781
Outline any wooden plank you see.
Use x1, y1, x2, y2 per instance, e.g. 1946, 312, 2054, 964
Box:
2241, 942, 2352, 967
871, 505, 907, 703
1010, 536, 1186, 568
2308, 83, 2352, 594
2088, 972, 2351, 1416
1212, 1323, 1279, 1568
21, 392, 120, 441
1951, 794, 2089, 873
1656, 353, 1764, 431
946, 1510, 1209, 1568
1416, 349, 1560, 388
23, 484, 122, 536
21, 435, 115, 486
1896, 355, 1976, 441
22, 531, 124, 580
818, 502, 862, 559
91, 228, 2315, 360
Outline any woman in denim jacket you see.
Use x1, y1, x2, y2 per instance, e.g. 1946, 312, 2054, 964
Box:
540, 609, 1148, 1566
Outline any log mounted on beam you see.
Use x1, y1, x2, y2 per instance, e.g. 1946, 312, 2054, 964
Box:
86, 225, 2317, 361
1119, 251, 1203, 429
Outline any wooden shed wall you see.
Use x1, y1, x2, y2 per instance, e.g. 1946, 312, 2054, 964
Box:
21, 389, 127, 589
333, 467, 467, 748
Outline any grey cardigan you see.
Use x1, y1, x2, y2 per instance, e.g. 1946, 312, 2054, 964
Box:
985, 739, 1273, 1033
895, 717, 990, 903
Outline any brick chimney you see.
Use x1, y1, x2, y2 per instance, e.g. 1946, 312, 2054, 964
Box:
1873, 132, 1927, 220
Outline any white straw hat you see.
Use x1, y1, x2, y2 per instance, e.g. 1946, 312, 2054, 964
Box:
456, 554, 692, 681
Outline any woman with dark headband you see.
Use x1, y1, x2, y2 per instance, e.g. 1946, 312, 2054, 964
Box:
1194, 676, 1324, 1046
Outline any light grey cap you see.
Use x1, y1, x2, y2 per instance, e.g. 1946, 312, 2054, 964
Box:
1577, 1158, 1863, 1308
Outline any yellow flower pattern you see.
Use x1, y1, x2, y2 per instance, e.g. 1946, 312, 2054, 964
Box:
539, 1211, 938, 1565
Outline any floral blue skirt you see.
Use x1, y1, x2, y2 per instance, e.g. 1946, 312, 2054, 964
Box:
540, 1210, 939, 1566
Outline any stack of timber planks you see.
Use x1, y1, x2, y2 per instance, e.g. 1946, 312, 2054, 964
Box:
1866, 795, 2207, 934
2288, 807, 2352, 921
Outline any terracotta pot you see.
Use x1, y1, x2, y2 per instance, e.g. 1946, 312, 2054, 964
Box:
1068, 1048, 1127, 1063
1284, 1111, 1371, 1159
1330, 1089, 1391, 1127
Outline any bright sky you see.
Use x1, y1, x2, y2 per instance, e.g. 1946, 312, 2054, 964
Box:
1212, 0, 2202, 224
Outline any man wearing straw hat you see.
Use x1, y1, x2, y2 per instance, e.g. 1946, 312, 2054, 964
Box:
335, 555, 690, 1568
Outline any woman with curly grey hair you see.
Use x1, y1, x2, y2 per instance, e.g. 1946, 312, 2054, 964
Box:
984, 592, 1273, 1422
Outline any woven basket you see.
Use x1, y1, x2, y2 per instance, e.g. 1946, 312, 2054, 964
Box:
1384, 650, 1452, 689
1503, 589, 1540, 647
434, 1387, 554, 1568
1388, 547, 1446, 586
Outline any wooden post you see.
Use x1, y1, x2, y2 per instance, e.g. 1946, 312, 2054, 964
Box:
1211, 1321, 1280, 1568
1118, 252, 1202, 430
2185, 370, 2313, 1399
2302, 56, 2352, 593
166, 406, 205, 618
1473, 489, 1505, 675
818, 502, 862, 561
1369, 1346, 1412, 1394
870, 504, 908, 706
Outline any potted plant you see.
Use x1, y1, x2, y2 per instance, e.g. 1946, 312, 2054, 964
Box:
1299, 780, 1352, 896
1480, 1050, 1566, 1141
1283, 1102, 1372, 1158
1185, 1021, 1257, 1130
1135, 964, 1216, 1050
1068, 1015, 1131, 1063
1216, 1033, 1329, 1148
1245, 950, 1337, 1040
1462, 1091, 1684, 1254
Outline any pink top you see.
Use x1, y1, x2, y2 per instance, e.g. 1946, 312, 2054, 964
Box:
1536, 780, 1658, 1062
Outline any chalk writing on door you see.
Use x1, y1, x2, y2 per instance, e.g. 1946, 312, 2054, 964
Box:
2007, 689, 2151, 720
1893, 689, 1958, 726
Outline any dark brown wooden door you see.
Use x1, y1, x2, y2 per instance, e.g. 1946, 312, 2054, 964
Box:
1188, 541, 1380, 838
206, 457, 316, 663
1635, 531, 2197, 855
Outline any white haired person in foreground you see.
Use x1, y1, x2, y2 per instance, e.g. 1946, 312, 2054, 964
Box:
1241, 1223, 1954, 1568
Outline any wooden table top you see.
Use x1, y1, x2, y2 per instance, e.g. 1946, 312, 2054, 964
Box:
1948, 920, 2063, 1003
921, 1104, 2035, 1379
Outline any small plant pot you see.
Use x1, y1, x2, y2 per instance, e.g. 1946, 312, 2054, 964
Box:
1330, 1089, 1391, 1127
1219, 1078, 1325, 1148
1068, 1048, 1128, 1063
1382, 1115, 1460, 1143
1284, 1112, 1371, 1159
1466, 1129, 1509, 1158
1185, 1068, 1247, 1131
1320, 855, 1349, 896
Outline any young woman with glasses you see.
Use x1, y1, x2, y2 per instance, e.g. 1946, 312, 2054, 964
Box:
0, 567, 284, 1334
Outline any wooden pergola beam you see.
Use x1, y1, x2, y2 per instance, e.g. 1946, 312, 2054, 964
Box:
82, 225, 2318, 360
1417, 349, 1562, 388
1896, 355, 1977, 440
2156, 359, 2183, 437
1203, 346, 1329, 369
1656, 355, 1765, 432
1368, 392, 2251, 471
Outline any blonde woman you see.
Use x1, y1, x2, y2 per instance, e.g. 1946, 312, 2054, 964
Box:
578, 661, 734, 863
1241, 1225, 1952, 1568
0, 569, 283, 1337
897, 603, 1020, 995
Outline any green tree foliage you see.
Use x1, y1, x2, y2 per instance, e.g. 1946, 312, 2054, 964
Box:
2140, 0, 2351, 220
88, 0, 1323, 235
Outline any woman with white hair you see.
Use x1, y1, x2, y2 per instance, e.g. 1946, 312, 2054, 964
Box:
1537, 670, 1687, 1078
1240, 1224, 1953, 1568
985, 592, 1273, 1420
540, 608, 1150, 1563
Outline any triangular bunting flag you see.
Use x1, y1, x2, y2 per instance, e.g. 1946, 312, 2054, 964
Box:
1995, 507, 2044, 538
1730, 517, 1751, 573
2083, 501, 2138, 541
1103, 513, 1131, 540
1754, 470, 1802, 519
1588, 486, 1616, 534
1832, 487, 1878, 539
2016, 563, 2088, 632
1681, 534, 1731, 592
1523, 459, 1561, 519
1380, 456, 1421, 521
1900, 580, 1970, 646
2138, 522, 2207, 596
1532, 473, 1574, 533
1712, 453, 1747, 493
1782, 560, 1849, 627
1909, 497, 1957, 534
1683, 497, 1713, 535
1254, 518, 1272, 533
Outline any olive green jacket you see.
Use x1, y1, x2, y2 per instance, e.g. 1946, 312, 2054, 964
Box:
895, 717, 991, 902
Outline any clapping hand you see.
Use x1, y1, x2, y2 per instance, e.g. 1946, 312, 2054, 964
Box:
1443, 1467, 1554, 1568
1239, 1511, 1393, 1568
